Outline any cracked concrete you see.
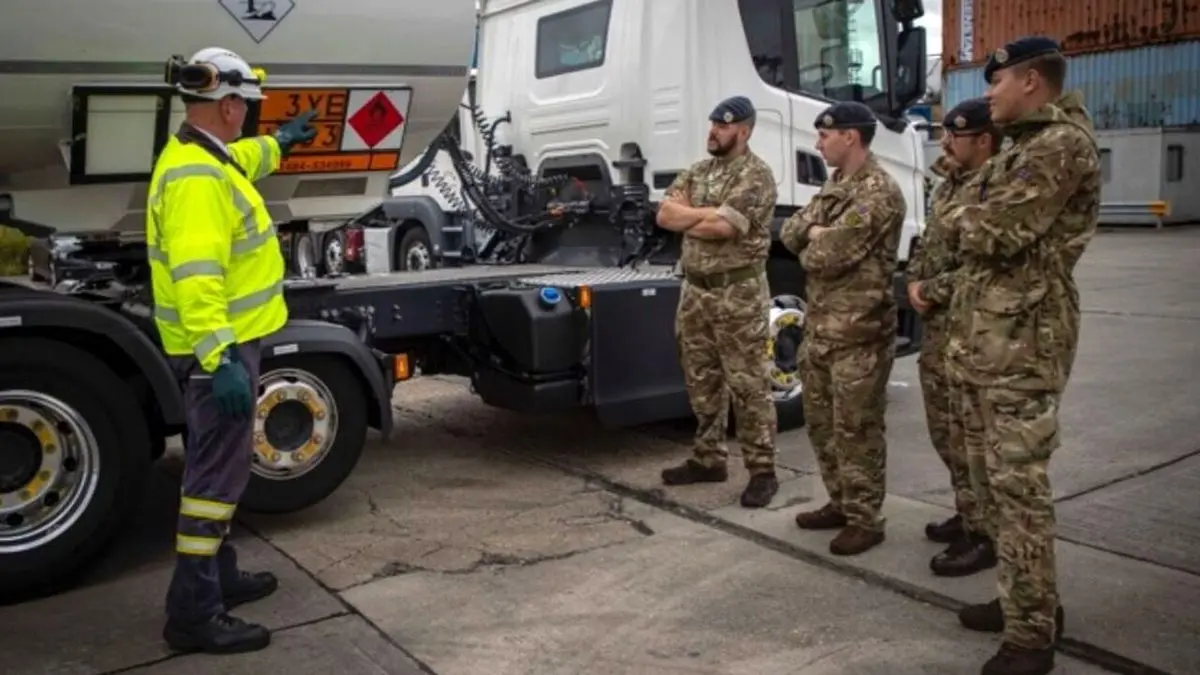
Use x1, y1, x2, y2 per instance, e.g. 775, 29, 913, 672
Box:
242, 418, 652, 591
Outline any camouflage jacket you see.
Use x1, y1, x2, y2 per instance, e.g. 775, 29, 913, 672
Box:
779, 154, 906, 346
945, 91, 1101, 391
666, 151, 777, 275
908, 156, 979, 339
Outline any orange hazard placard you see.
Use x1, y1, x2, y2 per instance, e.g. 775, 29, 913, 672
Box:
254, 87, 404, 174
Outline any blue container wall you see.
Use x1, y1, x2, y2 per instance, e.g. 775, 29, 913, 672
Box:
944, 41, 1200, 130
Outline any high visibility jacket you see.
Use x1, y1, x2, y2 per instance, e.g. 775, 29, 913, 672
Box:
146, 128, 288, 372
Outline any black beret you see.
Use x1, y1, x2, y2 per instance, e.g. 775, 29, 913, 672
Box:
984, 36, 1062, 84
709, 96, 756, 124
813, 101, 877, 130
943, 97, 992, 133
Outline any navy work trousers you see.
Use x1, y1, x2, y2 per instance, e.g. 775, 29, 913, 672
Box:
164, 340, 262, 623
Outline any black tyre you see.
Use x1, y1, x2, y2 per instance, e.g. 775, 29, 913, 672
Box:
765, 256, 807, 430
291, 232, 318, 278
240, 354, 369, 513
319, 229, 346, 277
0, 338, 150, 603
768, 294, 806, 431
395, 226, 434, 271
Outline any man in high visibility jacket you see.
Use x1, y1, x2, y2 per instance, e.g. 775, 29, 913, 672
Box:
148, 47, 317, 654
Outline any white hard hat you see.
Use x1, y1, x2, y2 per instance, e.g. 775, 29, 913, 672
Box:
175, 47, 266, 101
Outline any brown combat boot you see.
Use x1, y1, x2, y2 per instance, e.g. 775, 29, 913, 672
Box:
959, 599, 1065, 643
981, 643, 1055, 675
740, 472, 779, 508
661, 459, 728, 486
829, 525, 885, 556
794, 503, 847, 530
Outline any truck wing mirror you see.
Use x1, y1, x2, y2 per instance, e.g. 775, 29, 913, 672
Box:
891, 26, 927, 114
891, 0, 925, 22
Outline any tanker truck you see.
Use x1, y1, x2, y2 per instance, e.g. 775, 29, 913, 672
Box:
0, 0, 478, 601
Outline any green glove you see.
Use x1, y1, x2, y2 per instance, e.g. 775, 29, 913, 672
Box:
211, 349, 254, 418
274, 109, 318, 156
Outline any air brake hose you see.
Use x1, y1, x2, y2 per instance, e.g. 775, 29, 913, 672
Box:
443, 134, 557, 234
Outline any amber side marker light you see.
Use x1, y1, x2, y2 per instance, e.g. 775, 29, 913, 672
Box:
578, 285, 592, 309
393, 353, 411, 381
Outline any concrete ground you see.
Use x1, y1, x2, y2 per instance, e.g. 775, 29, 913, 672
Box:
4, 228, 1199, 675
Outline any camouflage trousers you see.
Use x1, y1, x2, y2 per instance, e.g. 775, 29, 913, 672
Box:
958, 384, 1063, 650
918, 334, 982, 532
801, 338, 894, 531
675, 274, 777, 475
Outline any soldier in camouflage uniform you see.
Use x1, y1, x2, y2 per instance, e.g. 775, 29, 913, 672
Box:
943, 37, 1101, 675
779, 101, 906, 556
657, 96, 782, 509
908, 98, 1003, 578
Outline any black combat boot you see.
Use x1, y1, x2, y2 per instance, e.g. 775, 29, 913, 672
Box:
924, 514, 964, 544
661, 459, 728, 485
794, 503, 848, 530
163, 613, 271, 654
981, 643, 1056, 675
223, 570, 279, 609
930, 534, 997, 577
959, 599, 1065, 643
740, 472, 779, 508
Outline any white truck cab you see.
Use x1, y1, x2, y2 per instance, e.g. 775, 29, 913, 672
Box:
475, 0, 929, 261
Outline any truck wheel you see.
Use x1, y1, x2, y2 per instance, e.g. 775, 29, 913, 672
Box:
240, 355, 369, 513
396, 226, 433, 271
319, 229, 346, 276
292, 233, 318, 278
0, 338, 149, 602
769, 294, 806, 431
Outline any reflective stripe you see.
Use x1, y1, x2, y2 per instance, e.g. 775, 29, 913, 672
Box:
253, 137, 273, 179
179, 496, 236, 521
176, 534, 221, 556
147, 162, 275, 266
155, 279, 282, 325
232, 223, 277, 255
155, 305, 180, 323
170, 259, 225, 282
148, 163, 228, 261
228, 281, 283, 315
194, 327, 237, 362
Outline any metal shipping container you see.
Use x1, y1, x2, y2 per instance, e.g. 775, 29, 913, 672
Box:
943, 0, 1200, 69
943, 40, 1200, 130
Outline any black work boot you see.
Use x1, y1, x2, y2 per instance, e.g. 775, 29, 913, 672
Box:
930, 534, 997, 577
794, 503, 848, 530
163, 613, 271, 654
661, 459, 728, 485
981, 642, 1056, 675
740, 472, 779, 508
223, 570, 279, 610
924, 514, 964, 544
959, 599, 1065, 643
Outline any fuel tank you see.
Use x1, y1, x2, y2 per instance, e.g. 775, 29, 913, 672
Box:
0, 0, 476, 233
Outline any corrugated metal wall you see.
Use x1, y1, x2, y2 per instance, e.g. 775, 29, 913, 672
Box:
943, 0, 1200, 69
943, 40, 1200, 130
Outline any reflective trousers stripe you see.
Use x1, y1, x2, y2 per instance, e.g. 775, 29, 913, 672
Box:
179, 495, 236, 521
176, 534, 222, 556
